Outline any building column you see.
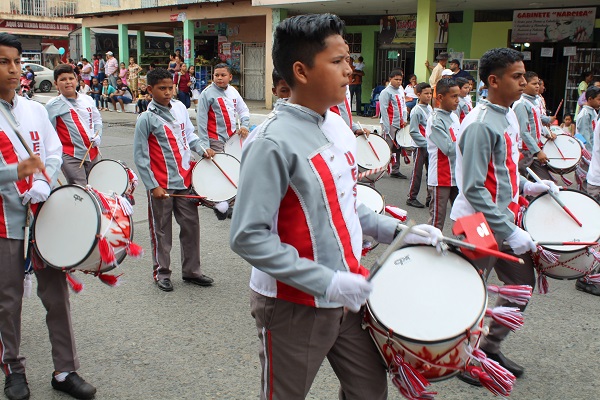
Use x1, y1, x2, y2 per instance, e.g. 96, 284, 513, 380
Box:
81, 27, 91, 60
183, 19, 195, 67
265, 8, 287, 109
117, 24, 129, 65
414, 0, 436, 83
137, 30, 145, 66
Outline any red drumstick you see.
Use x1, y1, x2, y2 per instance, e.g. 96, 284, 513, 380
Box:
553, 99, 563, 118
526, 167, 582, 227
550, 140, 567, 160
198, 144, 238, 189
364, 136, 381, 161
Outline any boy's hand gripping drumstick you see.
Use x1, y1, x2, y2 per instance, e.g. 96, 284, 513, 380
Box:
79, 132, 99, 168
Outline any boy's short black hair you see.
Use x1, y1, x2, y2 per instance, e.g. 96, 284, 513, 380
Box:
0, 33, 22, 55
272, 14, 345, 88
585, 86, 600, 101
146, 68, 172, 86
524, 71, 538, 82
54, 64, 76, 81
455, 77, 470, 88
479, 48, 524, 87
214, 63, 232, 74
415, 82, 431, 94
272, 68, 285, 87
436, 78, 458, 96
389, 69, 403, 78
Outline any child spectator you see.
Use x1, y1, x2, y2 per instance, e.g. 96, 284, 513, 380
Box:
427, 79, 460, 230
133, 68, 214, 292
272, 68, 291, 100
136, 83, 151, 113
560, 113, 575, 136
119, 62, 128, 85
100, 78, 115, 111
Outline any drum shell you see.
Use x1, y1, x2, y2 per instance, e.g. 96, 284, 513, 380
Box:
363, 246, 487, 381
523, 189, 600, 279
32, 185, 133, 273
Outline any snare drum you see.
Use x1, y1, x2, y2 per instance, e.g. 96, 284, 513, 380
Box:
224, 134, 244, 161
523, 189, 600, 279
357, 184, 385, 252
32, 185, 133, 273
364, 246, 487, 381
88, 159, 137, 200
542, 135, 582, 175
395, 126, 415, 149
356, 134, 391, 183
191, 153, 240, 207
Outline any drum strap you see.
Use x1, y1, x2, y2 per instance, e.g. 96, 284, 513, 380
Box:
147, 106, 188, 151
59, 95, 94, 139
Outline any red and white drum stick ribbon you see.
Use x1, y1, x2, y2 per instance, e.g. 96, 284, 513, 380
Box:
485, 306, 524, 331
384, 205, 407, 222
357, 165, 389, 180
466, 348, 516, 397
553, 99, 563, 117
526, 167, 582, 227
486, 284, 533, 306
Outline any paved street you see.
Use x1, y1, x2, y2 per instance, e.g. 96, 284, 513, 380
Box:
20, 94, 599, 399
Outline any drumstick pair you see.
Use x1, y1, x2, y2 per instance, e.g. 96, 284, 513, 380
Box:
526, 167, 582, 227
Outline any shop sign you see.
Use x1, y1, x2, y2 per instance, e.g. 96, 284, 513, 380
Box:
0, 20, 76, 31
379, 15, 417, 45
170, 12, 187, 22
511, 7, 596, 43
184, 39, 191, 60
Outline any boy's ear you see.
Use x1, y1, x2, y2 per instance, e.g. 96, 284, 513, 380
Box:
271, 87, 277, 96
292, 61, 309, 86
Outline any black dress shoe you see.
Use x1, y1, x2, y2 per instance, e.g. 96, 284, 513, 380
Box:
456, 371, 482, 387
482, 350, 524, 378
390, 172, 408, 179
51, 372, 96, 399
183, 275, 214, 287
575, 277, 600, 296
156, 278, 174, 292
213, 208, 227, 220
425, 199, 431, 207
4, 373, 30, 400
406, 198, 425, 208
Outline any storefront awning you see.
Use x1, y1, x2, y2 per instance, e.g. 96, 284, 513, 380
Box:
0, 28, 72, 38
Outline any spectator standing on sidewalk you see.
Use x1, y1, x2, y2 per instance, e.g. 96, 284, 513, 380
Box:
349, 56, 364, 115
97, 54, 106, 83
104, 51, 119, 88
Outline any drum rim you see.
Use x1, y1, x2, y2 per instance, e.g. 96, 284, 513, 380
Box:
542, 135, 581, 173
356, 182, 385, 214
87, 159, 130, 196
32, 184, 102, 269
356, 133, 391, 170
366, 245, 488, 345
523, 188, 600, 253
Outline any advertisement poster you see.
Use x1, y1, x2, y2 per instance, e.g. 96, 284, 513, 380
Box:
511, 8, 596, 43
436, 13, 449, 44
379, 15, 417, 44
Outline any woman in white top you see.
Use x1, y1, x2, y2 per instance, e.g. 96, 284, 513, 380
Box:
404, 74, 418, 112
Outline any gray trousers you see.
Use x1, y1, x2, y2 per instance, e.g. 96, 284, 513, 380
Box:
0, 238, 79, 375
62, 154, 99, 186
408, 147, 430, 202
518, 149, 552, 181
428, 185, 459, 230
250, 290, 387, 400
472, 239, 536, 354
383, 129, 404, 174
147, 190, 203, 281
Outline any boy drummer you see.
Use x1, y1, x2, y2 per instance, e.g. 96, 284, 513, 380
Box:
46, 64, 103, 185
451, 48, 558, 384
133, 68, 213, 292
229, 14, 442, 399
0, 33, 96, 400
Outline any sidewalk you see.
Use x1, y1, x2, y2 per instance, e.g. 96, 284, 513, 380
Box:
31, 91, 382, 131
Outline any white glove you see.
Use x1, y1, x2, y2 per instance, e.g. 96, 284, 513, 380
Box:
505, 227, 537, 255
325, 271, 373, 312
22, 180, 51, 205
90, 135, 101, 148
523, 180, 560, 196
404, 224, 443, 247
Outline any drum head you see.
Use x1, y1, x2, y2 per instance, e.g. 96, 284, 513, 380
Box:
224, 134, 244, 161
543, 136, 581, 173
356, 134, 390, 170
524, 189, 600, 252
33, 185, 100, 268
395, 126, 414, 148
192, 153, 240, 203
357, 184, 384, 214
368, 246, 486, 343
88, 159, 129, 195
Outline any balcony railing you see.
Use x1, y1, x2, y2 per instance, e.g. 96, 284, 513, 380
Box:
4, 0, 78, 17
75, 0, 225, 15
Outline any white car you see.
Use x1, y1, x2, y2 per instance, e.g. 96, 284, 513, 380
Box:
22, 63, 55, 93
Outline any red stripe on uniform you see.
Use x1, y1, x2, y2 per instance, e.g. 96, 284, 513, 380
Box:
207, 107, 219, 141
504, 133, 519, 197
217, 97, 234, 137
55, 117, 75, 157
164, 125, 191, 187
276, 186, 315, 306
329, 105, 341, 116
148, 134, 169, 188
419, 125, 426, 137
395, 95, 403, 122
0, 197, 6, 238
485, 157, 498, 203
65, 111, 98, 160
344, 97, 353, 128
436, 150, 451, 186
0, 132, 30, 195
387, 102, 394, 129
310, 153, 360, 274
